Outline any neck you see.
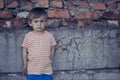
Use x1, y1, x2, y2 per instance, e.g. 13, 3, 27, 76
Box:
33, 30, 45, 34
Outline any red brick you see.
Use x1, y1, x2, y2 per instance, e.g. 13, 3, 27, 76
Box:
0, 11, 13, 19
0, 21, 5, 28
47, 19, 55, 26
78, 20, 88, 27
62, 19, 69, 26
47, 10, 70, 18
74, 12, 100, 20
26, 1, 33, 7
102, 11, 120, 20
51, 1, 63, 8
94, 2, 106, 10
62, 19, 76, 28
7, 1, 18, 8
108, 3, 117, 9
75, 13, 85, 20
0, 21, 13, 28
91, 12, 100, 19
80, 3, 89, 9
46, 19, 63, 28
116, 0, 120, 2
12, 19, 24, 28
68, 3, 78, 9
37, 0, 49, 8
62, 19, 71, 26
0, 0, 4, 8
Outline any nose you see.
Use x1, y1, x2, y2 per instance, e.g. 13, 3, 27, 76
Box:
38, 21, 41, 25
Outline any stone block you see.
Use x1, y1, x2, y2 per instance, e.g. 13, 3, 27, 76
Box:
37, 0, 49, 8
7, 1, 18, 8
51, 1, 63, 8
0, 11, 13, 19
0, 0, 4, 8
47, 10, 70, 18
94, 2, 106, 10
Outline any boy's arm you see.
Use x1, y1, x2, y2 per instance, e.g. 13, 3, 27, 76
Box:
22, 47, 28, 75
23, 47, 28, 67
50, 46, 55, 59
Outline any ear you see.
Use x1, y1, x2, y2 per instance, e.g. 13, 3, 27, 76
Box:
28, 21, 32, 26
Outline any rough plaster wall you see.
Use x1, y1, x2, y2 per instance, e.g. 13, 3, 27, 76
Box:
0, 26, 120, 80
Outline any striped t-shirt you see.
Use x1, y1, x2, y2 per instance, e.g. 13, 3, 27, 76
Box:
22, 30, 57, 75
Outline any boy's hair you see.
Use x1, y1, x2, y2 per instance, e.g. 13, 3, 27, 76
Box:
28, 7, 47, 23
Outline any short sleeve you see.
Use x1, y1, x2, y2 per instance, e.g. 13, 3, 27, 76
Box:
50, 34, 57, 47
22, 34, 31, 48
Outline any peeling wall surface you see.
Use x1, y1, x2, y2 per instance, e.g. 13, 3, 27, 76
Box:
0, 26, 120, 80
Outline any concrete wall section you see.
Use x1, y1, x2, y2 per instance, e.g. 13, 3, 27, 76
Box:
52, 28, 120, 70
0, 26, 120, 80
0, 29, 29, 72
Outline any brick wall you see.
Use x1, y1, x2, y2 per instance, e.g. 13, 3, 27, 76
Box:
0, 0, 120, 29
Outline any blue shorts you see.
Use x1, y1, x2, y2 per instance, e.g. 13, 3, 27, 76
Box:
27, 74, 52, 80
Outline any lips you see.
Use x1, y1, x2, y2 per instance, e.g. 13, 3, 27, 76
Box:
37, 27, 43, 29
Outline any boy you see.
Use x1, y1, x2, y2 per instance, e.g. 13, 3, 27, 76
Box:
22, 7, 57, 80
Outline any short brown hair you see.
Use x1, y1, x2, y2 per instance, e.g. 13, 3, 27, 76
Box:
28, 7, 47, 23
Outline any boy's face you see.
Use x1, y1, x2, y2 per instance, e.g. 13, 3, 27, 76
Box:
29, 16, 47, 32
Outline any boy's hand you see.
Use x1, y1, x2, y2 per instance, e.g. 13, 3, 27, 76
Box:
22, 66, 27, 76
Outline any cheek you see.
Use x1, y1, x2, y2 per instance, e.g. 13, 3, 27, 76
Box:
33, 23, 37, 27
43, 23, 46, 26
32, 24, 38, 29
43, 24, 46, 27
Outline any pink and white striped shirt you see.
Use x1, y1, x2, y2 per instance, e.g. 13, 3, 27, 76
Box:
22, 30, 56, 75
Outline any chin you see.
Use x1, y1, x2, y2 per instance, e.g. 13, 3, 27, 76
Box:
37, 29, 45, 32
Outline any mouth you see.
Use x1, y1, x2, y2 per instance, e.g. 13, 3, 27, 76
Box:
36, 27, 44, 31
37, 27, 43, 29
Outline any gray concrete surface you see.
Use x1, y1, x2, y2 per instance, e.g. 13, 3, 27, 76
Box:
0, 26, 120, 80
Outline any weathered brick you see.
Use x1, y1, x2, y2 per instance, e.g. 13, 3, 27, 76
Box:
75, 13, 86, 20
37, 0, 49, 8
102, 11, 120, 20
62, 19, 69, 26
12, 19, 24, 28
51, 1, 63, 8
62, 19, 75, 27
0, 21, 13, 28
26, 1, 33, 7
47, 10, 70, 18
0, 0, 4, 8
46, 19, 62, 28
47, 19, 55, 26
66, 21, 77, 28
68, 3, 78, 9
80, 2, 89, 9
78, 20, 88, 27
7, 1, 18, 8
116, 0, 120, 2
0, 11, 13, 19
108, 3, 117, 9
94, 2, 106, 10
91, 12, 99, 19
0, 20, 5, 28
74, 12, 100, 20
